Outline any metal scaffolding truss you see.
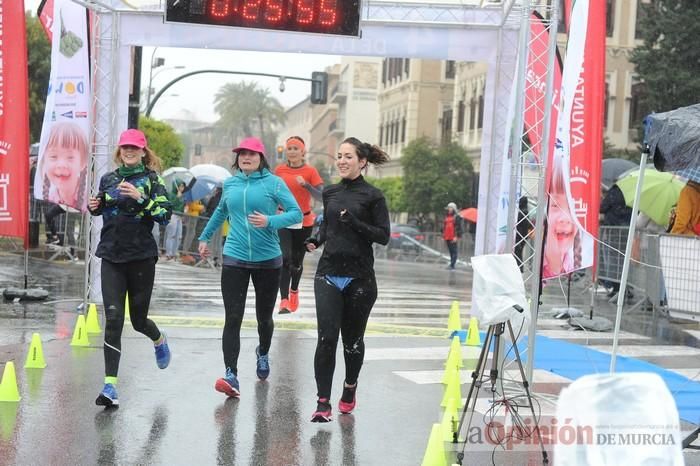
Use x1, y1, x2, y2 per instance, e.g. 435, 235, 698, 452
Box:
74, 2, 558, 379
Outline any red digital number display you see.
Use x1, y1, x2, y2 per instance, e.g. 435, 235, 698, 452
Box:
166, 0, 360, 37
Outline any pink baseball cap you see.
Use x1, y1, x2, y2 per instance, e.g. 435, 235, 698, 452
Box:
233, 137, 266, 157
118, 129, 147, 148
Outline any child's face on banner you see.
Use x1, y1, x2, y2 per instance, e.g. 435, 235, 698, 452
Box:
548, 193, 576, 249
44, 146, 82, 193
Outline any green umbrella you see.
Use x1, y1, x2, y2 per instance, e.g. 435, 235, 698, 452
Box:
616, 169, 685, 226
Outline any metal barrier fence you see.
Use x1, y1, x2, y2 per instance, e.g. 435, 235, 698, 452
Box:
8, 203, 700, 321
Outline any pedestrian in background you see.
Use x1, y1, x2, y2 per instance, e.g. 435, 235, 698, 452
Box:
87, 128, 172, 408
275, 136, 324, 314
164, 179, 186, 260
304, 136, 390, 422
198, 137, 301, 399
442, 202, 463, 270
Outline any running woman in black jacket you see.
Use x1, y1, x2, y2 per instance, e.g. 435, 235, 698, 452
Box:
88, 129, 172, 408
305, 137, 390, 422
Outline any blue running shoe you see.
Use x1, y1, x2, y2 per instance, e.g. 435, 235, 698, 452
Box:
255, 345, 270, 380
215, 368, 240, 398
96, 383, 119, 407
154, 332, 171, 369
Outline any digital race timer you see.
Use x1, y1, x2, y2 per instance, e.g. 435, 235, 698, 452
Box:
166, 0, 361, 37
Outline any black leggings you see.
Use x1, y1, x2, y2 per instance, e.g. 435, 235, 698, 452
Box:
220, 265, 281, 375
279, 226, 313, 298
313, 275, 377, 399
101, 258, 161, 377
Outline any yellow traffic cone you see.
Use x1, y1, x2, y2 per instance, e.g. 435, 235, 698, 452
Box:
70, 315, 90, 347
466, 316, 481, 346
124, 293, 131, 321
24, 333, 47, 369
441, 354, 457, 385
86, 303, 102, 334
444, 336, 463, 369
421, 423, 447, 466
447, 301, 461, 333
0, 362, 21, 402
441, 397, 458, 442
441, 367, 462, 408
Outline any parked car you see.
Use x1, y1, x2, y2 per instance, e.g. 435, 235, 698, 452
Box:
387, 223, 425, 254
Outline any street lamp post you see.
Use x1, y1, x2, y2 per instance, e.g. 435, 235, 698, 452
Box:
145, 69, 321, 117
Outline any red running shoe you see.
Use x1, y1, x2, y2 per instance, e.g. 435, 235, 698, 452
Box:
288, 289, 299, 312
338, 383, 357, 414
311, 398, 332, 422
278, 298, 291, 314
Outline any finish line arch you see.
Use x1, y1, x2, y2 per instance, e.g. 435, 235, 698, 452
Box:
77, 0, 558, 377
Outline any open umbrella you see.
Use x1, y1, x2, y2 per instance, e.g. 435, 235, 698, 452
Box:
615, 169, 685, 226
190, 164, 231, 183
602, 158, 636, 190
162, 167, 195, 191
459, 207, 478, 223
183, 175, 221, 203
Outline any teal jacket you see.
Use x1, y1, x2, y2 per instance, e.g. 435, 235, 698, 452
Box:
198, 168, 302, 262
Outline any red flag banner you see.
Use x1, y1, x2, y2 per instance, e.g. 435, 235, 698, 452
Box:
524, 11, 563, 166
38, 0, 56, 41
567, 0, 605, 261
0, 1, 30, 243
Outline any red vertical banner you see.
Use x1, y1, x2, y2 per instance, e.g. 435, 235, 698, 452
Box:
0, 1, 30, 245
523, 11, 563, 167
38, 0, 56, 41
568, 0, 605, 257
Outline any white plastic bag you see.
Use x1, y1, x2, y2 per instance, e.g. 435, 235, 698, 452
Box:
471, 254, 530, 330
555, 372, 684, 466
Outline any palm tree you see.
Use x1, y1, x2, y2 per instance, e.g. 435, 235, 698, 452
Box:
213, 81, 286, 150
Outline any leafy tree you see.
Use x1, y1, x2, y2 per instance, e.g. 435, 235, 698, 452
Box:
213, 81, 286, 154
366, 176, 406, 213
139, 116, 184, 170
26, 12, 51, 143
401, 137, 474, 217
630, 0, 700, 114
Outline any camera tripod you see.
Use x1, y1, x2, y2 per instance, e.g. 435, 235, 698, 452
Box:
453, 318, 549, 465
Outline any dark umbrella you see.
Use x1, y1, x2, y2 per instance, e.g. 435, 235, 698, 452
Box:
602, 158, 637, 190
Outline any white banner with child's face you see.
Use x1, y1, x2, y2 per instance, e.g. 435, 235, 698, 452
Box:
34, 0, 91, 213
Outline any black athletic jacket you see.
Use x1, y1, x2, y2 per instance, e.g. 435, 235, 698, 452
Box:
306, 175, 390, 278
88, 168, 171, 263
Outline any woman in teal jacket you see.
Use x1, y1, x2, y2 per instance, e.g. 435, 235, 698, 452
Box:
198, 137, 301, 398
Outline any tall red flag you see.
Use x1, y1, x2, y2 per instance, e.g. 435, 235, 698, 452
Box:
0, 1, 30, 245
568, 0, 605, 252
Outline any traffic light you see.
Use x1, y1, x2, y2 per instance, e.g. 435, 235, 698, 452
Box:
310, 71, 328, 104
276, 145, 285, 161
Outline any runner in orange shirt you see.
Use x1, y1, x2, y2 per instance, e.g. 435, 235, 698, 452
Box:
274, 136, 324, 313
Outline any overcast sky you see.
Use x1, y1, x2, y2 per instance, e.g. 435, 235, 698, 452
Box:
24, 0, 340, 123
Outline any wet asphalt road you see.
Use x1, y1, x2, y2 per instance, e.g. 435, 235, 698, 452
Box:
1, 251, 699, 464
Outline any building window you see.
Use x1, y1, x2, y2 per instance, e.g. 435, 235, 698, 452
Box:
401, 117, 406, 142
379, 125, 384, 146
394, 120, 400, 144
457, 100, 465, 132
558, 0, 567, 33
404, 59, 410, 77
469, 97, 477, 130
441, 108, 453, 145
629, 81, 647, 130
606, 0, 615, 37
382, 60, 387, 86
604, 82, 610, 129
445, 61, 456, 79
389, 121, 395, 145
477, 92, 484, 129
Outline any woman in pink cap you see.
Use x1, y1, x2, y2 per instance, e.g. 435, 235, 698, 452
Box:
198, 136, 302, 398
88, 128, 173, 408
